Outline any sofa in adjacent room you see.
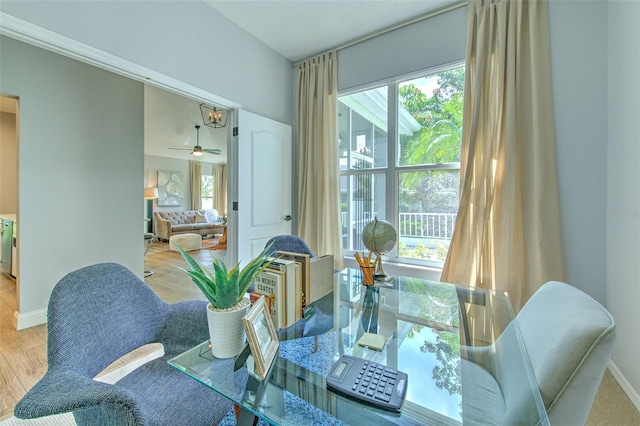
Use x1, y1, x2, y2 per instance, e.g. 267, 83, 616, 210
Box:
154, 209, 225, 241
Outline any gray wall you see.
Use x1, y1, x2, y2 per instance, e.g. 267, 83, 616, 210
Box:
0, 0, 293, 125
607, 0, 640, 402
0, 36, 144, 322
548, 0, 608, 305
337, 5, 467, 92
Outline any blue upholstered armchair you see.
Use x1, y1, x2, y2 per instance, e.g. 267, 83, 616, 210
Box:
14, 263, 234, 425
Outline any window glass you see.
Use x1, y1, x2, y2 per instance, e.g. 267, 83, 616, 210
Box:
338, 86, 388, 170
340, 173, 386, 253
398, 170, 459, 263
201, 175, 213, 210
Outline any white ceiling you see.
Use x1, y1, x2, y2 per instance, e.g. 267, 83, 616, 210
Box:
204, 0, 458, 62
144, 85, 228, 163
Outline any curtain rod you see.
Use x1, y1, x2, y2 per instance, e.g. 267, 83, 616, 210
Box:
293, 0, 467, 67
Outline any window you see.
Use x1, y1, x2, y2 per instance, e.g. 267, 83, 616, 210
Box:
201, 175, 214, 210
338, 65, 464, 267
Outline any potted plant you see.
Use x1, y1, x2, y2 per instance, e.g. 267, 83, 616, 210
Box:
176, 245, 272, 358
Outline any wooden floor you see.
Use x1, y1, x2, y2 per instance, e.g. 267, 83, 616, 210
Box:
1, 242, 638, 423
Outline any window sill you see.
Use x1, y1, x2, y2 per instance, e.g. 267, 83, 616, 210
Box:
344, 256, 443, 282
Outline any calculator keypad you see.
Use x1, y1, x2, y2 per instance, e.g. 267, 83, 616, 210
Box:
326, 355, 408, 412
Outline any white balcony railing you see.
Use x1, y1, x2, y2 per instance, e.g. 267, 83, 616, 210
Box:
341, 212, 457, 241
399, 212, 456, 240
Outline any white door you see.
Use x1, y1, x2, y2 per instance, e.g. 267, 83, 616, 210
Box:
233, 110, 292, 265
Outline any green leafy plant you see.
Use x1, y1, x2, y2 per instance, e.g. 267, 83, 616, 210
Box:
176, 244, 272, 310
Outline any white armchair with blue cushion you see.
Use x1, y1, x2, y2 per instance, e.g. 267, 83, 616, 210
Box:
14, 263, 236, 425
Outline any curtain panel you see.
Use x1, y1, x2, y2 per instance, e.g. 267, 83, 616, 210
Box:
441, 0, 564, 311
213, 163, 227, 216
189, 160, 202, 210
296, 51, 344, 270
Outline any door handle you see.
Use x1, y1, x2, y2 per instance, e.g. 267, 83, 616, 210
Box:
284, 215, 292, 221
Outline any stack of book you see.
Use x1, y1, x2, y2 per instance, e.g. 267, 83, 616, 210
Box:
250, 252, 334, 329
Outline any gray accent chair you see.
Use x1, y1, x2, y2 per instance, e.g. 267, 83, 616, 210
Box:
519, 281, 616, 425
461, 281, 616, 425
14, 263, 234, 426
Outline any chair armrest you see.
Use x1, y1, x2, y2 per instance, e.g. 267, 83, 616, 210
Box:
14, 369, 140, 420
154, 213, 172, 240
159, 300, 210, 356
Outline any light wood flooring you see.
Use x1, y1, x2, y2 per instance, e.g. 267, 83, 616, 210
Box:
1, 242, 639, 424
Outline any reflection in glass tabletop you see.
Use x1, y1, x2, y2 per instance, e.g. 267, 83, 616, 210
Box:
169, 268, 549, 425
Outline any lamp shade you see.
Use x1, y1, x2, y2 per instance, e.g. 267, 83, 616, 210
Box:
144, 187, 159, 200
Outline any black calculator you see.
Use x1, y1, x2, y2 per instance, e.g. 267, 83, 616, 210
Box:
326, 355, 408, 412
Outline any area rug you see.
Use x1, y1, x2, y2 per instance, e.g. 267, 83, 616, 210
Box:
202, 239, 227, 251
219, 332, 348, 426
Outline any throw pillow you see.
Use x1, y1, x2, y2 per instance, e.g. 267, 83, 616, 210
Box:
195, 212, 208, 223
204, 209, 220, 223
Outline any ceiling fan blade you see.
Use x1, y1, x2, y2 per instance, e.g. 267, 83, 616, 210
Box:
169, 147, 192, 151
203, 149, 222, 154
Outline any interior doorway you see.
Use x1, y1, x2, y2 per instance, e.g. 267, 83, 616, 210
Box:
142, 84, 229, 243
0, 95, 19, 334
0, 96, 18, 216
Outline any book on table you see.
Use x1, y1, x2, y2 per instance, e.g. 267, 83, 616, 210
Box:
275, 251, 310, 318
253, 253, 334, 330
265, 257, 298, 327
253, 269, 286, 329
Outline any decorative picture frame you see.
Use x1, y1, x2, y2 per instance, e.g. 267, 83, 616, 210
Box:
242, 296, 279, 380
157, 170, 184, 206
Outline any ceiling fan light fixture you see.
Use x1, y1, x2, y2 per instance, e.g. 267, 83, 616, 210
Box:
200, 103, 227, 128
192, 146, 204, 156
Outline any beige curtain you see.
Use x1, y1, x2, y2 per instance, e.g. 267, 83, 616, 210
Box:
296, 51, 344, 270
213, 163, 227, 216
441, 0, 564, 312
189, 160, 202, 210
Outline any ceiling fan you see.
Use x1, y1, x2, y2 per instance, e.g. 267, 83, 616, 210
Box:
169, 125, 221, 156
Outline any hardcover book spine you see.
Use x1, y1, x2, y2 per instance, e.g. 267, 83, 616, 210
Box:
266, 258, 297, 326
253, 270, 286, 328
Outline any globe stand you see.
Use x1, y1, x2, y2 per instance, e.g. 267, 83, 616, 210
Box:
362, 217, 398, 284
374, 253, 393, 282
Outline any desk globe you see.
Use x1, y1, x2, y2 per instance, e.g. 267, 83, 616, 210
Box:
362, 217, 397, 282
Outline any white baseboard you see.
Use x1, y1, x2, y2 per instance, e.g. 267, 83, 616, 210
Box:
13, 309, 47, 330
608, 360, 640, 411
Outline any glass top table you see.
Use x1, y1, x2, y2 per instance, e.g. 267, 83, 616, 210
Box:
169, 269, 549, 425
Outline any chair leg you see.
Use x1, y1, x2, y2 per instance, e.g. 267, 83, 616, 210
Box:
144, 233, 155, 278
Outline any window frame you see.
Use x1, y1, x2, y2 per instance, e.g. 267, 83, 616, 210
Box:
338, 61, 464, 270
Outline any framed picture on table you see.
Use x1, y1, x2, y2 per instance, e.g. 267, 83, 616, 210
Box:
242, 296, 279, 380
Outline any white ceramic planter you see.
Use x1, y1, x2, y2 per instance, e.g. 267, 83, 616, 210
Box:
206, 298, 250, 358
